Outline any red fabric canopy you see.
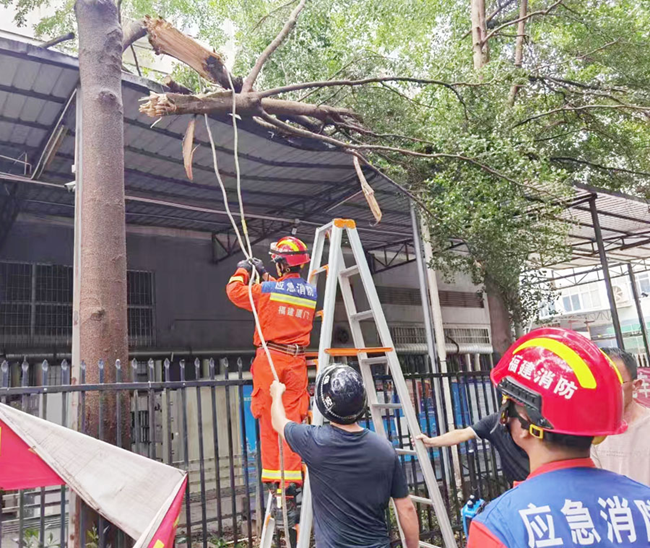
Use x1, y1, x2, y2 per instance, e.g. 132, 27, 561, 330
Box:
0, 419, 64, 490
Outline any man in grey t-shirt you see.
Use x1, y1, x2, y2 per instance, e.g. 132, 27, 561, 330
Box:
270, 364, 419, 548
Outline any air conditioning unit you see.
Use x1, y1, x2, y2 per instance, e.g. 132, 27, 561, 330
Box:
613, 284, 629, 305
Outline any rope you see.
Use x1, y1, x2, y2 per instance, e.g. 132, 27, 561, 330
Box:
204, 88, 293, 546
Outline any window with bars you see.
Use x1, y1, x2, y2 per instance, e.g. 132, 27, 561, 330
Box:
0, 262, 155, 348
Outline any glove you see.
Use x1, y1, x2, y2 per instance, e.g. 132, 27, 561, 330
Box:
236, 258, 267, 277
250, 257, 267, 277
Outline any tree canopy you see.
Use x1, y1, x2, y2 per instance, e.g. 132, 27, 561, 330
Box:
5, 0, 650, 326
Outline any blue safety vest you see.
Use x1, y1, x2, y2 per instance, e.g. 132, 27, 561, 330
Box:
473, 463, 650, 547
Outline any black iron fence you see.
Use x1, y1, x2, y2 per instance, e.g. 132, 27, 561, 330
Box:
0, 354, 508, 548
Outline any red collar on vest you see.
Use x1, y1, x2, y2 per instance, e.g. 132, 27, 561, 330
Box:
527, 457, 595, 480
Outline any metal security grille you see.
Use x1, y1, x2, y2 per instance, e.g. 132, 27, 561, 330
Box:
376, 286, 422, 306
444, 327, 491, 345
0, 262, 31, 343
439, 290, 484, 308
128, 270, 155, 347
376, 286, 484, 308
391, 325, 427, 345
0, 262, 155, 349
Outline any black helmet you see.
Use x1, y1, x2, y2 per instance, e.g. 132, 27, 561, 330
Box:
315, 364, 367, 425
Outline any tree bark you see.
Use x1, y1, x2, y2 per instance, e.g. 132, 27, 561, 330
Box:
485, 277, 514, 358
470, 0, 489, 70
73, 1, 130, 541
508, 0, 528, 105
121, 18, 147, 52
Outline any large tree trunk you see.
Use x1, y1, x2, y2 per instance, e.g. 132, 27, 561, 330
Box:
485, 276, 514, 358
71, 0, 129, 543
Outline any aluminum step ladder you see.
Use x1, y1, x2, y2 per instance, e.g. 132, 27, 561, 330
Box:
295, 218, 457, 548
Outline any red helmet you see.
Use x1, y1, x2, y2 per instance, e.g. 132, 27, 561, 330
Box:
269, 236, 310, 267
492, 327, 626, 438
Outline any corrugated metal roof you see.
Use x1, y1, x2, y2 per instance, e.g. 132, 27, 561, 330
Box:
1, 36, 650, 271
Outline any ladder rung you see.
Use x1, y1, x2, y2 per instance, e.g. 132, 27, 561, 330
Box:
359, 356, 388, 366
309, 265, 328, 282
410, 495, 434, 506
325, 347, 393, 357
419, 542, 440, 548
371, 403, 402, 410
350, 310, 374, 322
395, 448, 417, 457
315, 310, 324, 319
340, 265, 359, 278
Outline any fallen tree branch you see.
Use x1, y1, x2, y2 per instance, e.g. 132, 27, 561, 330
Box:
122, 18, 147, 52
257, 110, 560, 200
143, 16, 243, 91
162, 76, 194, 95
482, 0, 564, 45
513, 103, 650, 128
242, 0, 307, 92
139, 90, 360, 122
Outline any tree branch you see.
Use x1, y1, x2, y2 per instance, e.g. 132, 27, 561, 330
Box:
258, 75, 466, 99
513, 103, 650, 128
139, 90, 360, 122
251, 0, 299, 32
242, 0, 307, 92
257, 110, 560, 200
122, 18, 147, 52
482, 0, 563, 44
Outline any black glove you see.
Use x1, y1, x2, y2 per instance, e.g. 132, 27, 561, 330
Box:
250, 257, 267, 277
236, 258, 267, 277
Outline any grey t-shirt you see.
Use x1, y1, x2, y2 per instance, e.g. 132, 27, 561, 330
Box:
285, 423, 409, 548
472, 412, 529, 482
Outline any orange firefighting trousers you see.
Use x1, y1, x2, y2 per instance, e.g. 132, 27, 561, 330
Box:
251, 348, 309, 485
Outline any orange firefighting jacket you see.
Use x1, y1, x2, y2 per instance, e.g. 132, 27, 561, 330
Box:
226, 268, 317, 347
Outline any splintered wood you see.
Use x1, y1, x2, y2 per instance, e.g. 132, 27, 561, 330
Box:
143, 16, 241, 91
353, 156, 382, 224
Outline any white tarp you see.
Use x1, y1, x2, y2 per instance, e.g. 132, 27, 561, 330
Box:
0, 403, 187, 547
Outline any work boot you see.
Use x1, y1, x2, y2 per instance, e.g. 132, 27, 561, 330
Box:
273, 483, 301, 529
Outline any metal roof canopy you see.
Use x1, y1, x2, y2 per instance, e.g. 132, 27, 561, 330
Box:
0, 36, 649, 273
548, 183, 650, 270
0, 36, 414, 258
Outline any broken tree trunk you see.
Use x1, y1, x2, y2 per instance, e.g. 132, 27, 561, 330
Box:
144, 16, 243, 91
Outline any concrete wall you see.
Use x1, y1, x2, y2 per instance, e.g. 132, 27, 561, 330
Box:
2, 216, 491, 353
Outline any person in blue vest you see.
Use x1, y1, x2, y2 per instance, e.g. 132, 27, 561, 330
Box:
468, 327, 650, 548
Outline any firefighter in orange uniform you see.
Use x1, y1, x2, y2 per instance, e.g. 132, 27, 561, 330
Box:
226, 236, 316, 526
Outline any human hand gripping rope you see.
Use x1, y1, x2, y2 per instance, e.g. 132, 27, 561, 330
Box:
204, 73, 293, 545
